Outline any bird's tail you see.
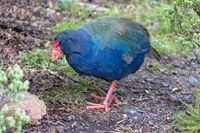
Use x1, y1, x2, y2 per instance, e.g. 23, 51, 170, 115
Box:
147, 46, 161, 61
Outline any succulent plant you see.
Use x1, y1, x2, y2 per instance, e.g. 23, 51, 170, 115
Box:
0, 64, 30, 133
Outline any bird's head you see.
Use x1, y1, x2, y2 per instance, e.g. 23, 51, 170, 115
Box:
50, 30, 82, 62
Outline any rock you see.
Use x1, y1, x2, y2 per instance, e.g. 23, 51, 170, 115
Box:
8, 92, 46, 125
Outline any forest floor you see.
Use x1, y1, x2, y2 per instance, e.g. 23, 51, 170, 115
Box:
0, 0, 200, 133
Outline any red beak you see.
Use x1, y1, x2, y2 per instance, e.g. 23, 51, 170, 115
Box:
50, 40, 64, 61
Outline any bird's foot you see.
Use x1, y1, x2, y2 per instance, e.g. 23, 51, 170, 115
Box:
87, 92, 120, 112
90, 92, 120, 104
86, 102, 109, 112
90, 93, 105, 101
86, 80, 119, 112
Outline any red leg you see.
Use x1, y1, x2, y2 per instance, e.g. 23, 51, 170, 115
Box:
86, 80, 118, 112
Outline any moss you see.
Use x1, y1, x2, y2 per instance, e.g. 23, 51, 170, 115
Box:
38, 80, 88, 106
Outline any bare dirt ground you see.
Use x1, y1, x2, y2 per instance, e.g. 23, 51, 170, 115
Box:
0, 0, 199, 133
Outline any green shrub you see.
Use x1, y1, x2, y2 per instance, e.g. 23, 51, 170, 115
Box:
173, 89, 200, 132
167, 0, 200, 52
0, 64, 30, 133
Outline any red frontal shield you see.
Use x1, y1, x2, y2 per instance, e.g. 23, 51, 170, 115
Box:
50, 40, 63, 61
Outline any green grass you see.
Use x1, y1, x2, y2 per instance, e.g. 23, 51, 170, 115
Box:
53, 18, 82, 32
173, 89, 200, 133
151, 59, 161, 70
55, 0, 97, 19
39, 87, 67, 102
39, 85, 86, 106
19, 49, 76, 76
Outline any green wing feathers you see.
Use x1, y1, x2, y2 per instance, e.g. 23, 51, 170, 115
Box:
80, 17, 160, 62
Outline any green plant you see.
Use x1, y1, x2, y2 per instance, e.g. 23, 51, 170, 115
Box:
150, 59, 161, 70
53, 18, 82, 32
0, 64, 30, 132
173, 89, 200, 132
167, 0, 200, 53
55, 0, 72, 11
55, 0, 93, 19
19, 49, 76, 77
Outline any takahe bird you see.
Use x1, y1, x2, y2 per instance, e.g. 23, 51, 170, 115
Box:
50, 17, 160, 111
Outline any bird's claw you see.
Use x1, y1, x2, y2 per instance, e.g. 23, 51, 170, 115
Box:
90, 93, 105, 101
90, 92, 120, 104
86, 102, 109, 112
87, 92, 118, 112
86, 81, 119, 112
